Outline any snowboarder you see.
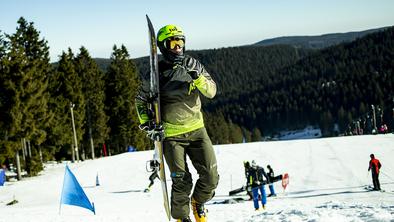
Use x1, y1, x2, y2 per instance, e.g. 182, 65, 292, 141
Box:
368, 154, 382, 191
136, 24, 219, 222
248, 160, 269, 210
266, 165, 277, 197
144, 159, 160, 193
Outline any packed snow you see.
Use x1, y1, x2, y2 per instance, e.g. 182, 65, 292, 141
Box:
1, 134, 393, 222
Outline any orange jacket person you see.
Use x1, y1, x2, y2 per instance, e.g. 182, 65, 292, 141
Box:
368, 154, 382, 191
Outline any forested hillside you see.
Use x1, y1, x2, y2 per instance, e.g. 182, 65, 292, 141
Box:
204, 27, 394, 138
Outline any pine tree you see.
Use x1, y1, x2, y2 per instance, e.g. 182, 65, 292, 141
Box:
0, 17, 52, 175
320, 111, 334, 136
105, 45, 149, 153
337, 106, 347, 132
0, 31, 9, 165
251, 128, 262, 142
205, 111, 230, 144
242, 127, 252, 143
74, 47, 109, 159
229, 121, 243, 143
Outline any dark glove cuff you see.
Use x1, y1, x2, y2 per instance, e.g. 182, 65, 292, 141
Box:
188, 70, 200, 80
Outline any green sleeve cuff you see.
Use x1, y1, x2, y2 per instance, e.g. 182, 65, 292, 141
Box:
193, 74, 205, 87
192, 75, 216, 98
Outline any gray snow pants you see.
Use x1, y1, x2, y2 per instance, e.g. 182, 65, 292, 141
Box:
163, 127, 219, 219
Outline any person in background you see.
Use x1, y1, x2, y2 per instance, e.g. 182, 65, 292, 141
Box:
266, 165, 277, 197
368, 154, 382, 191
0, 166, 6, 186
248, 160, 269, 210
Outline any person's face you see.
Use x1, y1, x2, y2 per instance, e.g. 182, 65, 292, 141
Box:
165, 37, 184, 54
170, 44, 183, 54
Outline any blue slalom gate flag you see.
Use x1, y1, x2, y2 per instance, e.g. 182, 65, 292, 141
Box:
0, 169, 5, 186
60, 165, 95, 214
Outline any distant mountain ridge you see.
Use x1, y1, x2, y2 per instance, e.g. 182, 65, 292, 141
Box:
94, 26, 389, 71
254, 27, 389, 49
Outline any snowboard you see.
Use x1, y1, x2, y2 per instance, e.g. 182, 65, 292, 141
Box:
229, 186, 247, 196
229, 174, 287, 196
146, 15, 171, 221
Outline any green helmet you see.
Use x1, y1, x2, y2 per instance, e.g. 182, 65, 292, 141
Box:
157, 24, 185, 42
157, 24, 185, 63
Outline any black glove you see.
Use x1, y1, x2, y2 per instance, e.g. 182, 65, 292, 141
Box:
139, 121, 165, 141
185, 57, 203, 80
188, 70, 200, 80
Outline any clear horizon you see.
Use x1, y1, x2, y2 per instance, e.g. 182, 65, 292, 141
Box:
1, 0, 393, 61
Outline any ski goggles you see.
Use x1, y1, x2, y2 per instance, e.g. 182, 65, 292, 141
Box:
165, 37, 185, 49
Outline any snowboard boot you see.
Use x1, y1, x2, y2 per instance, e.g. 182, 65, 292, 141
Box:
191, 198, 207, 222
176, 216, 192, 222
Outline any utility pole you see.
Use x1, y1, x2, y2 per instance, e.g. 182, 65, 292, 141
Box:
27, 140, 31, 158
379, 108, 383, 126
371, 105, 377, 134
89, 127, 95, 159
70, 103, 79, 162
21, 139, 26, 162
16, 151, 22, 181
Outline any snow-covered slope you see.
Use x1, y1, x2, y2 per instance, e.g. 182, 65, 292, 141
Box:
1, 134, 393, 222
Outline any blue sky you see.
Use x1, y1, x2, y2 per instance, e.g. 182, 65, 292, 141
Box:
1, 0, 393, 61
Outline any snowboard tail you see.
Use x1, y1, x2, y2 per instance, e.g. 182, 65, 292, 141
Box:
229, 186, 246, 196
271, 175, 283, 183
157, 141, 171, 219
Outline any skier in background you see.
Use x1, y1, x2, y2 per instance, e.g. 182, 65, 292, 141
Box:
248, 160, 269, 210
368, 154, 382, 191
266, 165, 277, 197
136, 24, 219, 222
